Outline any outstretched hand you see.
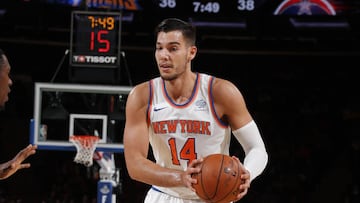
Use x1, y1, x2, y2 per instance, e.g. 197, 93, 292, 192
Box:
0, 144, 37, 180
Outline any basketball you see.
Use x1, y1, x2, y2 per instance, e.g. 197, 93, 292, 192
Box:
192, 154, 242, 203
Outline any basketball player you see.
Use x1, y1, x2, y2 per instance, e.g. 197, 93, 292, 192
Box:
0, 48, 37, 180
123, 18, 268, 202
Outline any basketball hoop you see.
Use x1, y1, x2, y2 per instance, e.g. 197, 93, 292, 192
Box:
70, 135, 100, 167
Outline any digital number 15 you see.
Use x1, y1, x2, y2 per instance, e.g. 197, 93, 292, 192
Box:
90, 30, 110, 53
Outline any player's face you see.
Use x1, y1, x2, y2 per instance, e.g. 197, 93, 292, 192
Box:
0, 55, 12, 109
155, 31, 196, 81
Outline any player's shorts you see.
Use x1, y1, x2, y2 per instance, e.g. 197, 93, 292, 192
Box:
144, 187, 205, 203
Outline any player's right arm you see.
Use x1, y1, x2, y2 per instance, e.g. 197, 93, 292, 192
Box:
123, 82, 201, 189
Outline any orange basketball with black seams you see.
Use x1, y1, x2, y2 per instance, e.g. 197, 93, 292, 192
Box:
192, 154, 242, 203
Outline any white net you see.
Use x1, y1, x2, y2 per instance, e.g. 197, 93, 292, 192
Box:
70, 135, 100, 167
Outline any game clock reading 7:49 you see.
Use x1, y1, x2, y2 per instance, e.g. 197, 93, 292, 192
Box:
70, 11, 122, 68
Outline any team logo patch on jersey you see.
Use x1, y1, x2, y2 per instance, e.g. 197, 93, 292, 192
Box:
195, 99, 208, 111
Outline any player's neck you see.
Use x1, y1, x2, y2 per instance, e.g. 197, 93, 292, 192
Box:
164, 72, 197, 104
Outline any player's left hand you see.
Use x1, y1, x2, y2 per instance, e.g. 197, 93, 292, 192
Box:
0, 144, 37, 180
232, 156, 251, 201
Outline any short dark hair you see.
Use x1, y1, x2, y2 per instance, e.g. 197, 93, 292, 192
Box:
155, 18, 196, 46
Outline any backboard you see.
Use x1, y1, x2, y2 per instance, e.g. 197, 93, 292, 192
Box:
30, 82, 132, 153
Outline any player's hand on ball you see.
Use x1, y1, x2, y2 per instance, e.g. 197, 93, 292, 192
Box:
232, 156, 251, 201
182, 158, 203, 192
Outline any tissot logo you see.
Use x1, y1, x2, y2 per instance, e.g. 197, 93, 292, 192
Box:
73, 55, 117, 64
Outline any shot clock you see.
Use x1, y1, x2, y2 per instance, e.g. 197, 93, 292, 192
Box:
70, 11, 122, 68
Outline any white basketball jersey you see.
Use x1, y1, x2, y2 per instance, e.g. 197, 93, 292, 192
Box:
147, 73, 231, 199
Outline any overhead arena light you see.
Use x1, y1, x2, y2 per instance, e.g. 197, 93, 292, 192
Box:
289, 18, 350, 29
188, 18, 247, 29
